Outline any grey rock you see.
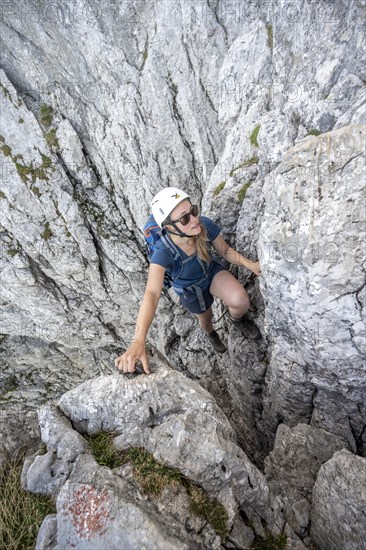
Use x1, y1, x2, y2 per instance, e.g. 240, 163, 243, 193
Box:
21, 449, 68, 496
57, 361, 271, 523
228, 513, 255, 549
55, 454, 195, 550
265, 423, 346, 537
284, 523, 308, 550
311, 449, 366, 550
291, 499, 311, 533
38, 403, 89, 462
25, 360, 275, 548
258, 124, 366, 452
0, 0, 364, 471
35, 514, 57, 550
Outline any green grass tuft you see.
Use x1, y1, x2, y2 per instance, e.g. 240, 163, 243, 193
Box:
39, 105, 53, 127
41, 221, 53, 241
251, 531, 287, 549
124, 447, 229, 538
1, 144, 12, 157
230, 156, 259, 177
0, 452, 56, 550
213, 181, 226, 197
188, 484, 229, 538
86, 437, 229, 539
250, 124, 260, 147
31, 186, 41, 196
15, 155, 53, 183
306, 128, 321, 136
15, 163, 33, 183
0, 191, 6, 200
237, 181, 253, 201
85, 432, 124, 469
45, 129, 59, 149
125, 447, 183, 495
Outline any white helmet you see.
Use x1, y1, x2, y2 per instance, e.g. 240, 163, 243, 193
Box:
151, 187, 190, 227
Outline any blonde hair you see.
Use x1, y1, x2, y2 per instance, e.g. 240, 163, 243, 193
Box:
195, 223, 211, 263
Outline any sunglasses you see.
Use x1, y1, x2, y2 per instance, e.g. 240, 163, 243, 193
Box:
168, 204, 199, 226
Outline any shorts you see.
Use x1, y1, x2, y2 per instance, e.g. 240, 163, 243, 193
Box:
174, 262, 228, 314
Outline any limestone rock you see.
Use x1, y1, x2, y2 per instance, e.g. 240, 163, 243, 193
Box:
0, 0, 365, 469
38, 403, 89, 462
24, 360, 274, 548
265, 423, 346, 538
57, 362, 271, 523
56, 453, 196, 550
311, 449, 366, 550
35, 514, 57, 550
258, 124, 366, 452
0, 5, 365, 548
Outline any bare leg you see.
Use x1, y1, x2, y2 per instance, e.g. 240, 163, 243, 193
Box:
209, 270, 250, 319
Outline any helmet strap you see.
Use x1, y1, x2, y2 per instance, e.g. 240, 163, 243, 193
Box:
164, 222, 195, 239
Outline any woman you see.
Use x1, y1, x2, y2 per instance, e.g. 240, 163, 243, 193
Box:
115, 187, 261, 374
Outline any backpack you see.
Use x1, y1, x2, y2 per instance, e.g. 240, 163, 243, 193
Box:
143, 214, 182, 288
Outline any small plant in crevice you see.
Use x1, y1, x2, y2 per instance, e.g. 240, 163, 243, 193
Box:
45, 128, 59, 149
39, 105, 54, 128
266, 23, 273, 51
85, 432, 124, 469
306, 128, 321, 136
213, 181, 226, 197
230, 156, 259, 177
250, 124, 261, 148
124, 447, 229, 539
41, 221, 53, 241
1, 144, 12, 157
251, 530, 287, 550
237, 181, 254, 202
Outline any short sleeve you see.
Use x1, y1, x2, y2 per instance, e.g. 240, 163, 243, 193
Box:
150, 244, 175, 273
199, 216, 222, 241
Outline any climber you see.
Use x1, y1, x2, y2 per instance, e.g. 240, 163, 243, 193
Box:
115, 187, 261, 374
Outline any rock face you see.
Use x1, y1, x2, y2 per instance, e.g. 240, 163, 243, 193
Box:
22, 361, 272, 549
0, 0, 365, 464
311, 449, 366, 550
258, 124, 366, 452
1, 1, 366, 547
265, 423, 347, 541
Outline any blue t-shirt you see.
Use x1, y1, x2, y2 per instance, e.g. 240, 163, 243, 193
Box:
150, 216, 222, 289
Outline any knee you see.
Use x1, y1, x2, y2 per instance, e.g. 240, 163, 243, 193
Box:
230, 290, 250, 312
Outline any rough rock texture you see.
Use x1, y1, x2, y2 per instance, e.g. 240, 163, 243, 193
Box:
265, 423, 347, 540
57, 361, 271, 523
1, 2, 366, 547
258, 124, 366, 453
1, 0, 365, 465
311, 449, 366, 550
22, 362, 275, 549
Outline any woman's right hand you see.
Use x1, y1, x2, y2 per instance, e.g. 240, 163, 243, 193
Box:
114, 341, 150, 375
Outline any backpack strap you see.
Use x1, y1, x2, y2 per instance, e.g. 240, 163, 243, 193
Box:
160, 232, 194, 277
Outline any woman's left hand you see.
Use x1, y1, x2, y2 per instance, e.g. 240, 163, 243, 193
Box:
246, 260, 261, 277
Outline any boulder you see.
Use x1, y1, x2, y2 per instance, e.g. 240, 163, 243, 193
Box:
311, 449, 366, 550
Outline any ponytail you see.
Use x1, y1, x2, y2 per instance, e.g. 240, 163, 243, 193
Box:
195, 223, 211, 263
